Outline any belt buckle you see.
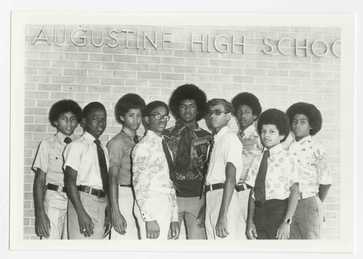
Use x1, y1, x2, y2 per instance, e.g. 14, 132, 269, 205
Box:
57, 185, 63, 192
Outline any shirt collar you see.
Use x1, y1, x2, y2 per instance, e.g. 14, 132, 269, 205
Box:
292, 135, 312, 146
240, 121, 258, 137
174, 120, 199, 133
264, 143, 284, 156
83, 131, 97, 143
146, 130, 163, 141
214, 125, 229, 141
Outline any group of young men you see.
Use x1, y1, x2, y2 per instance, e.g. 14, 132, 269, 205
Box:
31, 83, 332, 240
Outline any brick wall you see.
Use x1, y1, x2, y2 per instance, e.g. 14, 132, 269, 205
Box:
23, 25, 341, 239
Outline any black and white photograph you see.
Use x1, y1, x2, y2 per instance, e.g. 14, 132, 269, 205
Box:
9, 11, 354, 253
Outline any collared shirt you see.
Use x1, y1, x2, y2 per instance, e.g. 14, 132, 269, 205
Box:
164, 121, 212, 197
132, 130, 178, 222
246, 143, 299, 200
288, 135, 332, 199
107, 130, 138, 185
63, 131, 109, 190
205, 126, 243, 185
237, 122, 263, 183
32, 131, 76, 186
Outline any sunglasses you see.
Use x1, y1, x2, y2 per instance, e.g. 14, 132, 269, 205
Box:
150, 113, 170, 121
207, 109, 229, 117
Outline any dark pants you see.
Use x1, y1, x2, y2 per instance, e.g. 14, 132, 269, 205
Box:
254, 199, 288, 239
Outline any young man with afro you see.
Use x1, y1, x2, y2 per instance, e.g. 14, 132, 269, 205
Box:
231, 92, 263, 239
245, 109, 300, 239
164, 84, 212, 239
286, 102, 332, 239
107, 94, 145, 240
32, 99, 82, 239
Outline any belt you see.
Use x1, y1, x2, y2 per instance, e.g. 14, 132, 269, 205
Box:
205, 183, 224, 192
47, 183, 66, 193
77, 185, 106, 198
235, 183, 251, 192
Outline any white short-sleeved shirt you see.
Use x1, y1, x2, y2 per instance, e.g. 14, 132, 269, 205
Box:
246, 143, 298, 200
288, 135, 332, 199
63, 131, 109, 190
205, 126, 243, 185
32, 132, 76, 186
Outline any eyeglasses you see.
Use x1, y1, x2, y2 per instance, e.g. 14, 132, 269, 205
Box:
207, 110, 229, 117
150, 113, 170, 121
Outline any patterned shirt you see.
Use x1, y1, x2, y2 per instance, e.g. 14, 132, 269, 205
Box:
164, 121, 212, 197
107, 130, 139, 185
63, 131, 109, 190
288, 135, 332, 199
206, 126, 244, 185
132, 130, 178, 222
246, 143, 299, 200
32, 131, 76, 186
237, 122, 263, 183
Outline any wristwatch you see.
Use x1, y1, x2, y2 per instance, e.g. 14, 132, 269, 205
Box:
285, 218, 292, 225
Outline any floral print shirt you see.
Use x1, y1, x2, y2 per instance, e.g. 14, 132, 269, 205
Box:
132, 130, 178, 222
246, 143, 299, 200
288, 135, 332, 199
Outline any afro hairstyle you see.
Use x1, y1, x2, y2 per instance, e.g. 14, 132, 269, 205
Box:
257, 108, 290, 142
48, 99, 82, 127
286, 102, 322, 136
143, 101, 169, 117
231, 92, 262, 116
114, 93, 146, 124
82, 102, 106, 119
169, 84, 207, 121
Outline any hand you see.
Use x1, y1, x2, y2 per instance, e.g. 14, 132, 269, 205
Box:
77, 211, 94, 237
215, 215, 229, 238
168, 221, 180, 239
276, 222, 290, 239
196, 204, 206, 227
246, 221, 258, 239
146, 220, 160, 239
35, 211, 50, 238
111, 208, 127, 235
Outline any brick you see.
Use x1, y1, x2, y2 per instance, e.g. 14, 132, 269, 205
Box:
102, 62, 125, 70
38, 84, 61, 91
89, 54, 113, 62
113, 55, 137, 63
63, 69, 87, 77
101, 78, 123, 85
64, 53, 89, 61
52, 76, 74, 84
137, 72, 160, 80
173, 66, 196, 73
161, 73, 184, 81
26, 59, 50, 68
161, 57, 184, 65
137, 56, 161, 63
77, 61, 102, 70
113, 71, 137, 79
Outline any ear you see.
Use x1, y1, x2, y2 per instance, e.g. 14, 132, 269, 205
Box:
279, 134, 285, 142
80, 117, 86, 129
53, 120, 59, 127
144, 116, 150, 125
119, 115, 125, 123
252, 114, 258, 121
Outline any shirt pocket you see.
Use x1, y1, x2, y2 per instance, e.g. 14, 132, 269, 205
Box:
48, 147, 64, 172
